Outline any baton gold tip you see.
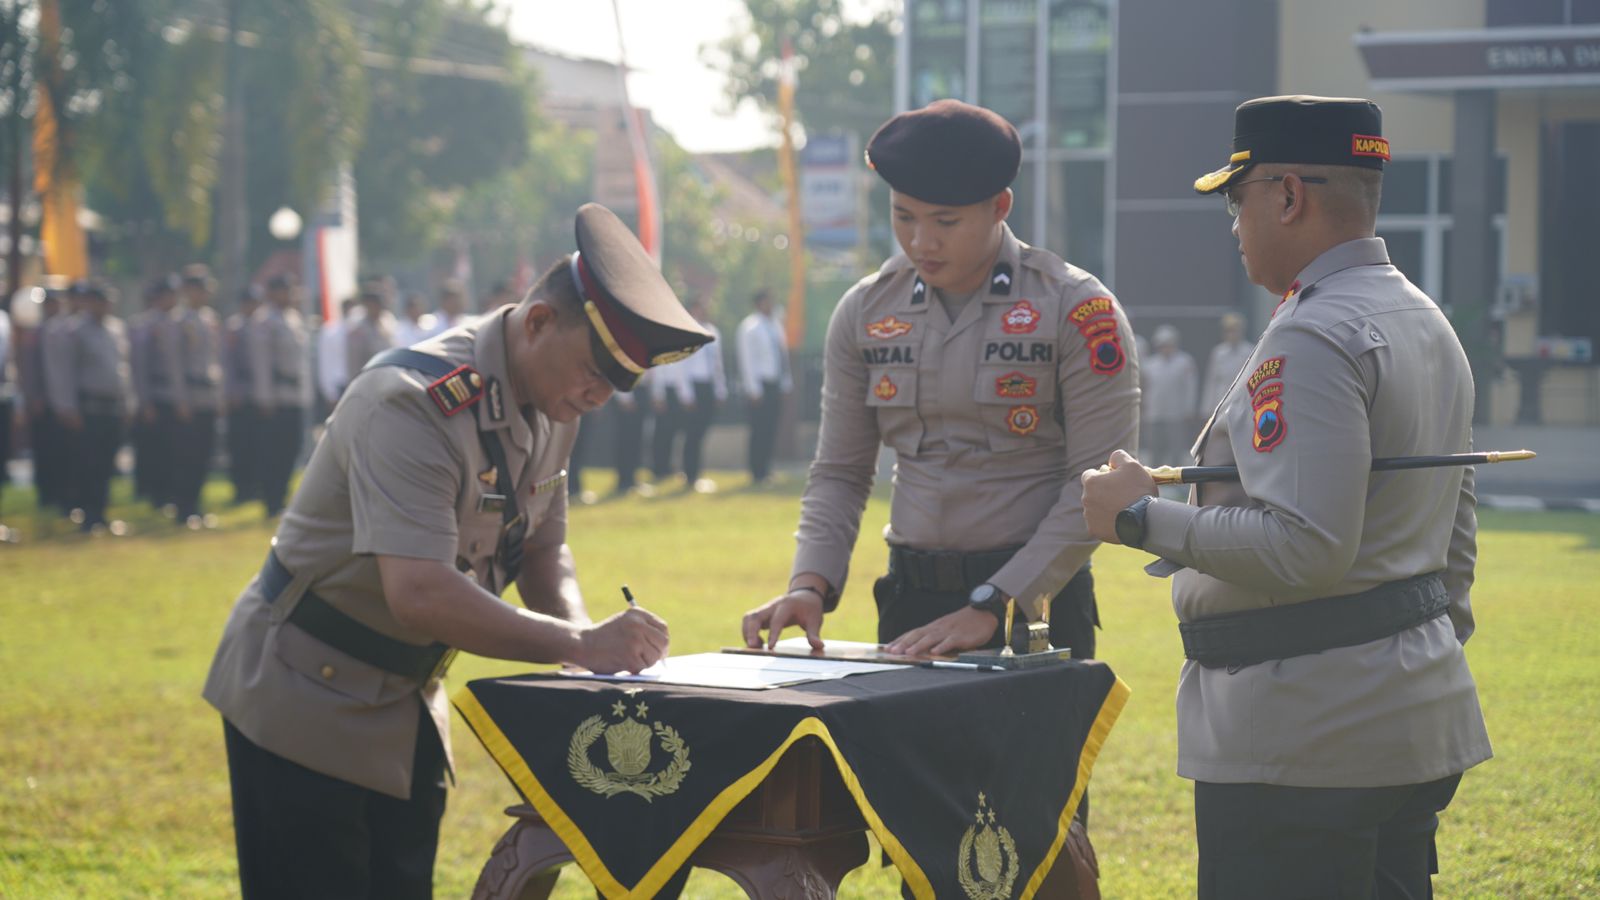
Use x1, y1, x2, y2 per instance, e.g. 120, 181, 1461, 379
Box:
1147, 466, 1184, 485
1486, 449, 1537, 463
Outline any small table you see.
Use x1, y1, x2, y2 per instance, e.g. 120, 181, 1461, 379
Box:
456, 661, 1126, 899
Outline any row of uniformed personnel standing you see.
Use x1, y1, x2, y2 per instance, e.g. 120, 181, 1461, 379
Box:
12, 270, 308, 532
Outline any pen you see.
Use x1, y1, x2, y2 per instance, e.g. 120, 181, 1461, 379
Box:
621, 585, 637, 608
922, 660, 999, 672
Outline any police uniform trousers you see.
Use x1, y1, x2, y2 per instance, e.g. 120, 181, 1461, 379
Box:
223, 702, 448, 900
72, 399, 126, 527
680, 381, 717, 484
227, 406, 262, 504
872, 563, 1099, 660
611, 400, 648, 492
30, 409, 66, 509
257, 406, 304, 516
0, 397, 12, 514
650, 391, 687, 480
145, 403, 184, 508
174, 410, 217, 519
1195, 773, 1463, 900
746, 378, 782, 482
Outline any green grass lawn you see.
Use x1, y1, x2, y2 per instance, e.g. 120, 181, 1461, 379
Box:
1, 472, 1597, 897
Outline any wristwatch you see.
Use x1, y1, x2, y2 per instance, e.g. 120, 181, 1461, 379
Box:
1115, 495, 1156, 549
968, 583, 1010, 621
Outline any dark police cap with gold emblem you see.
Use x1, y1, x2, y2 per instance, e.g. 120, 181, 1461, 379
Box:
1194, 95, 1390, 195
568, 203, 713, 391
865, 99, 1022, 207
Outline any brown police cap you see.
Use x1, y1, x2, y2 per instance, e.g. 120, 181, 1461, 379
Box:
569, 203, 712, 391
865, 100, 1021, 206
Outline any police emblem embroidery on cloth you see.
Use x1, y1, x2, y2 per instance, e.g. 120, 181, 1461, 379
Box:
1067, 297, 1126, 376
994, 371, 1036, 399
874, 374, 900, 401
1001, 300, 1040, 335
1006, 405, 1039, 436
1247, 357, 1287, 452
866, 315, 915, 340
567, 696, 692, 801
958, 792, 1019, 900
427, 365, 483, 416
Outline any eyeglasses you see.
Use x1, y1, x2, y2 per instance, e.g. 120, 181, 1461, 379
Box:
1223, 175, 1329, 218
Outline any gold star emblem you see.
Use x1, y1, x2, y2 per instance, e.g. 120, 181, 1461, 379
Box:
635, 700, 649, 718
611, 700, 626, 718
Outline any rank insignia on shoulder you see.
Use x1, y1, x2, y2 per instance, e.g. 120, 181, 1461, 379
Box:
874, 374, 899, 401
1006, 404, 1039, 436
995, 371, 1037, 398
990, 262, 1013, 295
1001, 300, 1040, 335
866, 315, 915, 340
428, 365, 483, 417
911, 277, 927, 305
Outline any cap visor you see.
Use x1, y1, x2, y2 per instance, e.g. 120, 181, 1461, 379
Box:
1193, 162, 1249, 195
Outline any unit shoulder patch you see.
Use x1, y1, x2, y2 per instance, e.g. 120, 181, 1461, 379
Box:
1246, 356, 1285, 397
427, 364, 484, 417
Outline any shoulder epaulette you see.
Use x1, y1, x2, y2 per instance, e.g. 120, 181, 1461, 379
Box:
426, 364, 483, 416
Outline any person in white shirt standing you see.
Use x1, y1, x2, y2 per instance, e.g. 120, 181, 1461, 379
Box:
316, 297, 360, 414
735, 289, 791, 484
678, 299, 728, 492
1201, 312, 1254, 415
1142, 324, 1199, 467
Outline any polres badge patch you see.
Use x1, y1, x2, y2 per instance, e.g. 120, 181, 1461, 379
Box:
1252, 397, 1286, 452
1068, 297, 1126, 376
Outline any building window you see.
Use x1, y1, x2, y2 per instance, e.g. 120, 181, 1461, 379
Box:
909, 0, 968, 108
1048, 0, 1112, 151
1376, 154, 1506, 305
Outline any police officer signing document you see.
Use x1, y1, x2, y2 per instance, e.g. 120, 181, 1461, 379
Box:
1082, 97, 1491, 898
204, 204, 712, 899
743, 99, 1138, 661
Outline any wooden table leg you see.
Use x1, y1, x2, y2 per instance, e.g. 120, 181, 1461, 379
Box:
691, 830, 869, 900
471, 808, 573, 900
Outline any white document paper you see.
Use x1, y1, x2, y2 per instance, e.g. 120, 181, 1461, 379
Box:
561, 651, 904, 690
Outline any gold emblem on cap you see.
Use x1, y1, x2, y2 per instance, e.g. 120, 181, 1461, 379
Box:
649, 347, 698, 366
958, 792, 1019, 900
567, 697, 692, 800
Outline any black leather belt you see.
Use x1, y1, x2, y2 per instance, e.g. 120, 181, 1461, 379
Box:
259, 550, 455, 683
886, 544, 1023, 593
1179, 572, 1450, 669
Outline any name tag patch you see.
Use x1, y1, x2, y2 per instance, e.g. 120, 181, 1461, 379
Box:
863, 345, 917, 365
983, 341, 1053, 363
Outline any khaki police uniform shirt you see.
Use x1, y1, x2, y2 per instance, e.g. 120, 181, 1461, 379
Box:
223, 312, 255, 405
44, 314, 132, 417
204, 306, 577, 799
1141, 238, 1492, 788
178, 306, 224, 413
793, 224, 1140, 617
248, 306, 311, 408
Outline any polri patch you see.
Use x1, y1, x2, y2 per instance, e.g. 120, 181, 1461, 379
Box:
866, 315, 915, 340
1001, 300, 1041, 335
995, 371, 1037, 399
873, 374, 899, 401
428, 365, 483, 417
1006, 404, 1039, 436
